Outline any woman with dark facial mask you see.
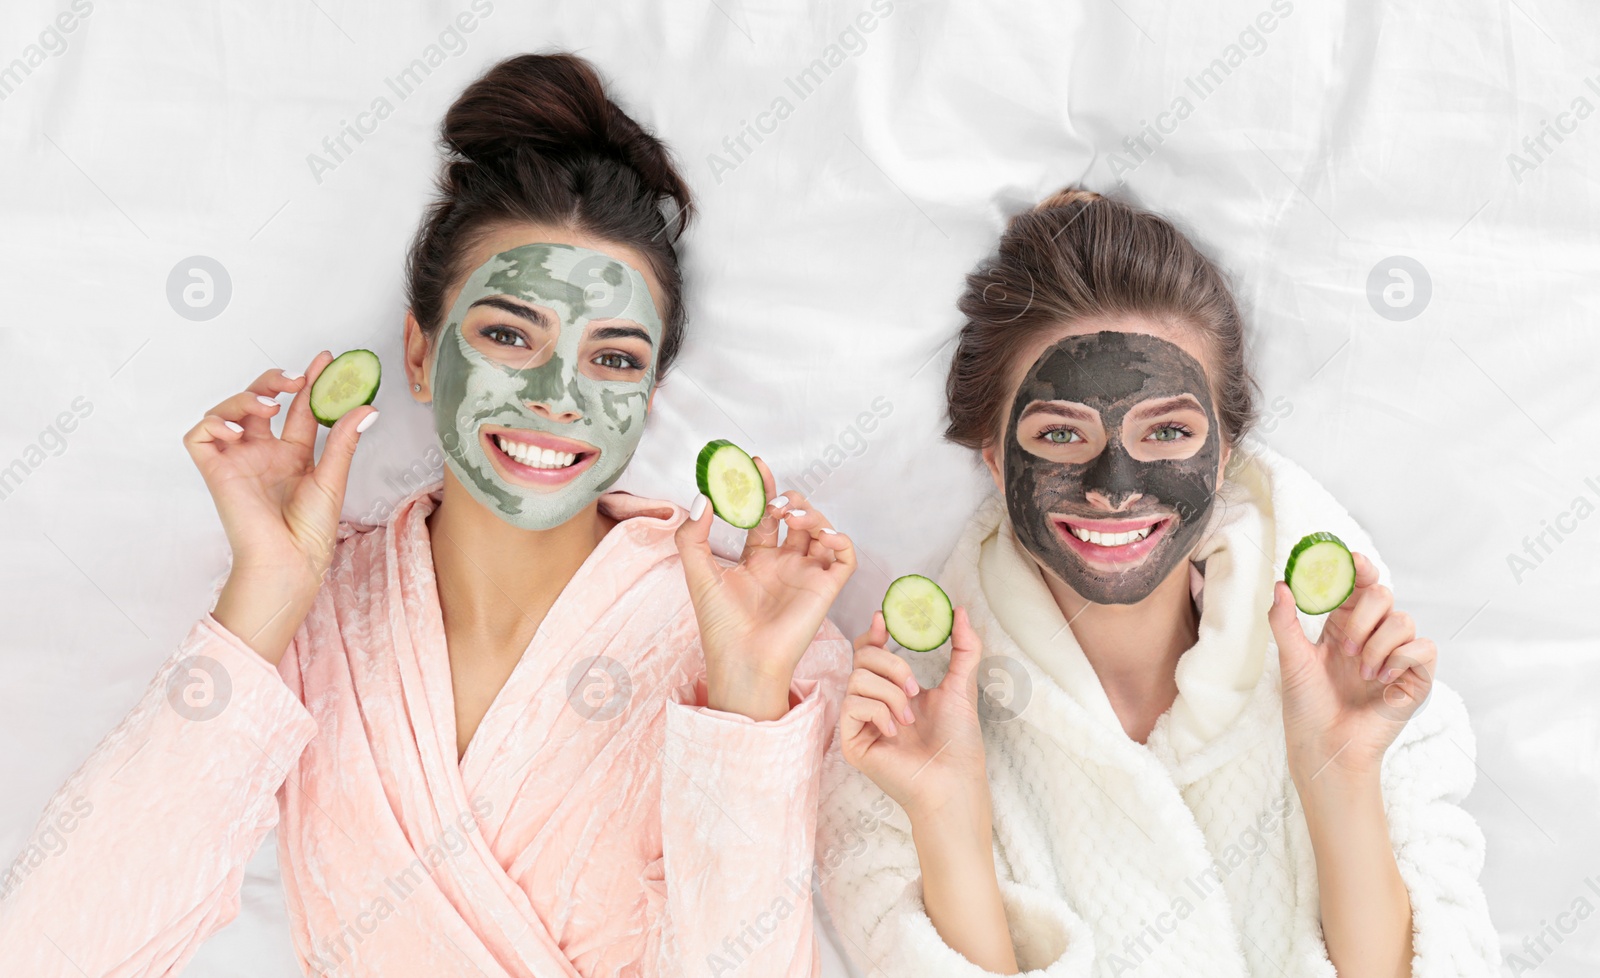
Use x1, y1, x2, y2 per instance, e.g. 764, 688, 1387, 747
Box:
819, 189, 1498, 977
0, 55, 855, 977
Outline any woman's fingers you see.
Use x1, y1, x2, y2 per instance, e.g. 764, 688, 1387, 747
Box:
854, 610, 890, 652
201, 387, 286, 441
944, 607, 983, 690
849, 667, 915, 725
771, 488, 818, 554
1357, 609, 1415, 681
854, 643, 920, 697
673, 492, 723, 593
281, 351, 333, 453
1324, 571, 1393, 661
308, 404, 376, 504
182, 413, 247, 467
740, 455, 784, 554
842, 692, 897, 742
1377, 637, 1436, 692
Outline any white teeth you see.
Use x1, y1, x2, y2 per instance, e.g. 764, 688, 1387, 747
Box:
1069, 523, 1155, 547
493, 435, 577, 469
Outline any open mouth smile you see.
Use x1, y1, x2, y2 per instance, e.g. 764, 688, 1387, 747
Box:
481, 426, 599, 488
1051, 513, 1174, 566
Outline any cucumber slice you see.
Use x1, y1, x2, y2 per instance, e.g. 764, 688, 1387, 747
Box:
1284, 531, 1356, 615
882, 574, 954, 652
695, 439, 765, 528
309, 349, 381, 427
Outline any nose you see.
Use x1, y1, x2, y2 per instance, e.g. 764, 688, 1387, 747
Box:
1085, 488, 1143, 511
526, 400, 581, 424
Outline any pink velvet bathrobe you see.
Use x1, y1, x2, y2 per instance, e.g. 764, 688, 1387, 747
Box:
0, 480, 852, 978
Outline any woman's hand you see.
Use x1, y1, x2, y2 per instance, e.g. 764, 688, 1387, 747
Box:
182, 351, 376, 662
841, 608, 1019, 973
840, 607, 992, 824
674, 456, 857, 721
1269, 550, 1436, 787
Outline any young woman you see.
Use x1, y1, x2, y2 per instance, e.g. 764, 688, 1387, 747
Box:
0, 54, 855, 977
818, 189, 1500, 977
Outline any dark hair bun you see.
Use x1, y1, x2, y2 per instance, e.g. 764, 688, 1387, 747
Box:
441, 53, 691, 237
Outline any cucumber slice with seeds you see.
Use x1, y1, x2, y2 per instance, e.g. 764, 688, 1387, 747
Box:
695, 439, 765, 529
1284, 531, 1356, 615
882, 574, 954, 652
309, 349, 381, 428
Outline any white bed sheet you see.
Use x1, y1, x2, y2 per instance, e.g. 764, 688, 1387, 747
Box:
1, 0, 1596, 974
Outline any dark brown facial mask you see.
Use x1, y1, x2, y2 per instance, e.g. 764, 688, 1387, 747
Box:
1003, 330, 1220, 605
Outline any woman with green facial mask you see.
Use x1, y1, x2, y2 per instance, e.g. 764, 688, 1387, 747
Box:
0, 55, 856, 978
820, 190, 1500, 977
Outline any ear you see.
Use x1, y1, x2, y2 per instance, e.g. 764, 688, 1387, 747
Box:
404, 311, 432, 403
981, 440, 1005, 495
1218, 439, 1233, 484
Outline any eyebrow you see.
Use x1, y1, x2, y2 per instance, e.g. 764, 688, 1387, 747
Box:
468, 296, 553, 329
589, 324, 654, 347
1018, 401, 1100, 423
1125, 394, 1206, 416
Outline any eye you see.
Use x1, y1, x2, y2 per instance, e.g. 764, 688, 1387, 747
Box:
481, 325, 529, 348
593, 351, 644, 371
1039, 425, 1082, 445
1147, 422, 1194, 443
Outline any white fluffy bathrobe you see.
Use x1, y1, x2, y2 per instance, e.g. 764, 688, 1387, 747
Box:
817, 437, 1500, 977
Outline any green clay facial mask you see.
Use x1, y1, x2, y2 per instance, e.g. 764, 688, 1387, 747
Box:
428, 242, 662, 530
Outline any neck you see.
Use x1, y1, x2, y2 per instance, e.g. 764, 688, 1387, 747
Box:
1041, 558, 1198, 741
426, 467, 614, 647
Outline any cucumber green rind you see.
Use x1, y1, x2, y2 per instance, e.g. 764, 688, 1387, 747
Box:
695, 439, 765, 529
309, 349, 382, 428
1283, 531, 1356, 615
882, 574, 955, 653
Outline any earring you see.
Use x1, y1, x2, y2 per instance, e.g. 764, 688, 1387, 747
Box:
412, 383, 421, 392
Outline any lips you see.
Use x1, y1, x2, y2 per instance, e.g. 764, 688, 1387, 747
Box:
1052, 513, 1174, 566
481, 426, 599, 488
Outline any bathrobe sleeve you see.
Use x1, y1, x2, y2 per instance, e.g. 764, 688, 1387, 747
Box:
816, 751, 1096, 977
0, 602, 318, 978
1378, 679, 1502, 977
649, 623, 852, 978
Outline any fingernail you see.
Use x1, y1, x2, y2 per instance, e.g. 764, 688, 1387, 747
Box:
768, 497, 786, 508
1343, 639, 1358, 656
902, 677, 919, 697
256, 395, 278, 407
689, 493, 708, 520
223, 420, 243, 432
282, 370, 303, 380
787, 509, 808, 518
355, 411, 379, 433
1361, 663, 1375, 680
902, 708, 915, 724
1380, 668, 1398, 683
820, 527, 839, 536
